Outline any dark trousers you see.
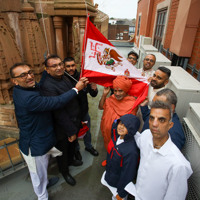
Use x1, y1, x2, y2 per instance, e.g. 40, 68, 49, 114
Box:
55, 137, 76, 175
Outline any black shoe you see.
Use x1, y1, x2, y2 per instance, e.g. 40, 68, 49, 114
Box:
70, 159, 83, 166
47, 176, 59, 189
128, 194, 135, 200
74, 150, 82, 161
85, 147, 99, 156
63, 173, 76, 186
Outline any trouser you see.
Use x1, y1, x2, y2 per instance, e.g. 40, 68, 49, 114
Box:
76, 112, 92, 150
82, 112, 92, 149
55, 137, 76, 175
22, 152, 49, 200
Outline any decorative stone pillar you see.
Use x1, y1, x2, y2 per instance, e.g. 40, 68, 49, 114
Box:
53, 16, 64, 59
78, 17, 86, 62
72, 17, 80, 65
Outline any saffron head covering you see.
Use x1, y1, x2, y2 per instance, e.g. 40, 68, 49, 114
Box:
113, 76, 132, 93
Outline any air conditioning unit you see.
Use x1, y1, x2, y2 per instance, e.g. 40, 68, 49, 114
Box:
182, 103, 200, 200
138, 36, 152, 69
185, 103, 200, 137
165, 67, 200, 120
140, 36, 152, 45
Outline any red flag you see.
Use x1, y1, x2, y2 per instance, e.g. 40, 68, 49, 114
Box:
77, 121, 89, 139
81, 16, 149, 110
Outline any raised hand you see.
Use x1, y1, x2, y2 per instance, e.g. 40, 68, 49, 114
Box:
75, 77, 89, 91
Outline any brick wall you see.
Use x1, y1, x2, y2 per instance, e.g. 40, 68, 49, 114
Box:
108, 24, 117, 40
164, 0, 180, 49
108, 24, 129, 40
134, 0, 150, 46
149, 0, 165, 38
189, 22, 200, 71
135, 0, 200, 73
135, 0, 165, 46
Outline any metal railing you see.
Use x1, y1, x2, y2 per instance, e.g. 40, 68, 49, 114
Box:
159, 45, 200, 82
159, 44, 173, 60
0, 139, 26, 178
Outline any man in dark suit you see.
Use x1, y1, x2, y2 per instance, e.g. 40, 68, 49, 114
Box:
64, 57, 99, 157
10, 62, 87, 198
41, 55, 84, 186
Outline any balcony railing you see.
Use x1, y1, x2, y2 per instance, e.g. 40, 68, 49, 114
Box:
159, 45, 200, 82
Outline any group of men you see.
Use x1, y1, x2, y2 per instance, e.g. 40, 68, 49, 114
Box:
10, 50, 192, 200
99, 51, 192, 200
10, 55, 98, 200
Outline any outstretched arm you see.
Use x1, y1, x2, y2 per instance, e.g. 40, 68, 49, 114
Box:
98, 87, 110, 110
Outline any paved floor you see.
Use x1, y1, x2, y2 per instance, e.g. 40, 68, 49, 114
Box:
0, 85, 113, 200
0, 45, 136, 200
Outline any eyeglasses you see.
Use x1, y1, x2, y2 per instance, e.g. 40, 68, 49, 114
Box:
48, 62, 64, 68
128, 57, 137, 61
12, 70, 34, 79
145, 58, 155, 63
65, 64, 75, 68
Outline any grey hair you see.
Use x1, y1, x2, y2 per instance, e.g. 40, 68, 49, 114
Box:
145, 54, 156, 62
151, 100, 173, 121
156, 88, 177, 107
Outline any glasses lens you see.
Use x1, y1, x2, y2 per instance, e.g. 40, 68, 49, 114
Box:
145, 58, 154, 63
28, 70, 34, 75
128, 57, 136, 60
18, 70, 34, 79
20, 73, 27, 78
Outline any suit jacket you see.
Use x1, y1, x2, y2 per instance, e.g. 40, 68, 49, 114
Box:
65, 70, 98, 119
41, 73, 81, 141
13, 83, 77, 156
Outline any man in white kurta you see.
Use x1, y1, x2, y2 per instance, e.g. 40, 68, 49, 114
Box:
148, 66, 171, 105
126, 101, 192, 200
138, 54, 156, 81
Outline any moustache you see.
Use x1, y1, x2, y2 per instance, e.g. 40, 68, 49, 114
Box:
151, 80, 156, 84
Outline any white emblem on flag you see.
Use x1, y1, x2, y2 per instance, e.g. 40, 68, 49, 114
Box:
84, 38, 147, 83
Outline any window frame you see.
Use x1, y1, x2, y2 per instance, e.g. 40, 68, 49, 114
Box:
153, 8, 167, 50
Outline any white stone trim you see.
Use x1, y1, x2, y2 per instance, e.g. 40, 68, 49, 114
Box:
152, 0, 172, 47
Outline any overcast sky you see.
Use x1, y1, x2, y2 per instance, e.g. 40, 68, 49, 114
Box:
93, 0, 138, 19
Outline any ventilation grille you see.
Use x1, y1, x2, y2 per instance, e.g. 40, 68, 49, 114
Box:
182, 118, 200, 200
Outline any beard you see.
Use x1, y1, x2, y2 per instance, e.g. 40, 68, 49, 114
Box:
150, 80, 165, 89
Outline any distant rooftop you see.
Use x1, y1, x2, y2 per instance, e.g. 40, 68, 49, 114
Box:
109, 18, 135, 26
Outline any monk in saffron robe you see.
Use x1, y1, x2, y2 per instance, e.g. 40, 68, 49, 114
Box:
99, 76, 138, 150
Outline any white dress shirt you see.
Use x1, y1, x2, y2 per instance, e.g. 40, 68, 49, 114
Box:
134, 130, 193, 200
148, 86, 164, 106
138, 68, 155, 80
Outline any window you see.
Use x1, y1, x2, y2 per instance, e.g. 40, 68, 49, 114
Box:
137, 15, 141, 36
154, 9, 167, 50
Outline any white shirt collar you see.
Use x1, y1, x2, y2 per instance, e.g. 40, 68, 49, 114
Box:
150, 134, 173, 156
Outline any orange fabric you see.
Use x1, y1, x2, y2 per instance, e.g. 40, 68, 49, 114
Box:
113, 76, 132, 93
100, 94, 137, 150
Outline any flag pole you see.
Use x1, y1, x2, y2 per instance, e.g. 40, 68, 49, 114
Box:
80, 14, 90, 78
64, 71, 78, 83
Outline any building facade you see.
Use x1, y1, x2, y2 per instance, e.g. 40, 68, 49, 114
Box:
108, 24, 129, 40
0, 0, 108, 130
134, 0, 200, 76
108, 18, 135, 40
